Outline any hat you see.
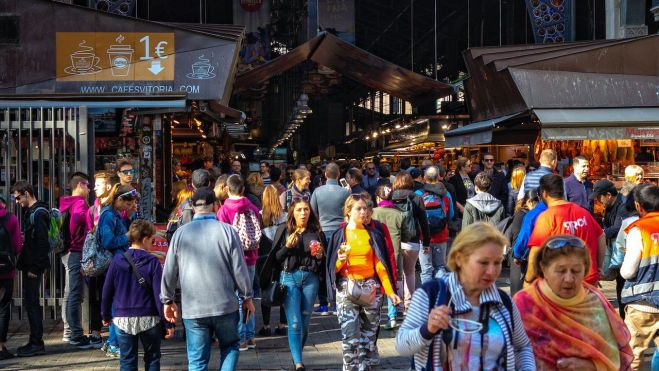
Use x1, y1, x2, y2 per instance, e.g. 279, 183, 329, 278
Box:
408, 167, 422, 179
191, 169, 211, 189
590, 179, 617, 200
191, 187, 216, 207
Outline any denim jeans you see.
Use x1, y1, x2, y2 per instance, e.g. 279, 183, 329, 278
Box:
184, 311, 240, 371
281, 270, 319, 365
238, 264, 256, 342
23, 271, 43, 345
115, 323, 161, 371
0, 279, 13, 342
62, 251, 84, 339
418, 242, 447, 284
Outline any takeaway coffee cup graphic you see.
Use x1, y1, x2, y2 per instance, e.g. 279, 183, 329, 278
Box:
107, 40, 134, 77
65, 40, 101, 75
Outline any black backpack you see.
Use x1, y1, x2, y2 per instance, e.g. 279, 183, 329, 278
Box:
393, 195, 417, 242
0, 214, 16, 274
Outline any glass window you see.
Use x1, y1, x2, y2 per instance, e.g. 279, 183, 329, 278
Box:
405, 101, 412, 115
383, 93, 390, 115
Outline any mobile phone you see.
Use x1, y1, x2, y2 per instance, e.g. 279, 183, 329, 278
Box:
339, 178, 348, 188
243, 309, 251, 324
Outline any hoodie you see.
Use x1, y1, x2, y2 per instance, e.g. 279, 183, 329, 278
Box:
461, 192, 506, 229
17, 201, 51, 275
0, 205, 23, 279
417, 183, 453, 243
59, 195, 90, 253
217, 196, 261, 266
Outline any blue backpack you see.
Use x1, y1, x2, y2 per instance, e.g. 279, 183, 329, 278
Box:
416, 190, 447, 235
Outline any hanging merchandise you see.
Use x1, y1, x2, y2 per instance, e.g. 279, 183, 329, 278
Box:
525, 0, 574, 44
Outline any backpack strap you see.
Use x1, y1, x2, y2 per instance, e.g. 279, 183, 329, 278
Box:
29, 207, 50, 239
420, 278, 449, 371
497, 288, 514, 334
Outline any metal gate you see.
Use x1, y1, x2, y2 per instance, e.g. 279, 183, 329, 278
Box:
0, 106, 90, 320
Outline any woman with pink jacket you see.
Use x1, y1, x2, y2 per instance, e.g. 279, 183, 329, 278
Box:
0, 201, 23, 359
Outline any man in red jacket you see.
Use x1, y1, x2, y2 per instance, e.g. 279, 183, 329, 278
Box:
59, 173, 94, 348
0, 199, 22, 359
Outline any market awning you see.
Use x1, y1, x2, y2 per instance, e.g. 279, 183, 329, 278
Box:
444, 113, 522, 148
536, 108, 659, 140
0, 94, 187, 108
234, 32, 454, 103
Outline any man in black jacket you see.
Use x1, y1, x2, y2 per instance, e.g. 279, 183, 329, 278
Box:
482, 153, 509, 205
12, 181, 50, 356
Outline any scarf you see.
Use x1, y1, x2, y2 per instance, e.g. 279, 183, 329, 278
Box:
513, 279, 632, 371
376, 200, 396, 208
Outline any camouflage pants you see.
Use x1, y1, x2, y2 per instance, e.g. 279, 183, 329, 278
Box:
336, 278, 383, 371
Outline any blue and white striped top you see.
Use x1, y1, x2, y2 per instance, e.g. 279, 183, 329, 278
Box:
395, 272, 536, 371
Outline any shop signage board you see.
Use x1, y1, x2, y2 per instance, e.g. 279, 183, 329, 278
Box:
52, 32, 232, 100
542, 127, 659, 140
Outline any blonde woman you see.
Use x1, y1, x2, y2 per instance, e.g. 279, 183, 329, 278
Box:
620, 164, 644, 198
246, 172, 265, 208
507, 166, 526, 215
396, 222, 535, 370
279, 169, 311, 210
326, 194, 401, 370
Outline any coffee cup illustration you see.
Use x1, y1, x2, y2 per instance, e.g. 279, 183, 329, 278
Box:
187, 55, 216, 79
65, 40, 101, 75
107, 42, 134, 77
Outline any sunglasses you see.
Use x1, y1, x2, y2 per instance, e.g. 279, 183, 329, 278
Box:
484, 159, 495, 162
545, 236, 585, 250
119, 169, 136, 175
292, 195, 310, 202
119, 189, 140, 200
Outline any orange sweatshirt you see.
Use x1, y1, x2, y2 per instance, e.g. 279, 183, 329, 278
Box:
336, 225, 394, 297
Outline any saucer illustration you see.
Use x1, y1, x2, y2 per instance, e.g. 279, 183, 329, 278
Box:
186, 55, 216, 79
66, 40, 101, 76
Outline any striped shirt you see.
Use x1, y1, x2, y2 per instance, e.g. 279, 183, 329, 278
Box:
395, 272, 535, 371
517, 166, 554, 201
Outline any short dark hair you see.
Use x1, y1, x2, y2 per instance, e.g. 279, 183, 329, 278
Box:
270, 166, 282, 182
539, 174, 565, 199
474, 172, 492, 192
260, 161, 270, 168
347, 168, 363, 183
633, 184, 659, 212
400, 158, 411, 170
12, 180, 35, 198
325, 163, 340, 179
379, 163, 391, 178
226, 174, 244, 195
116, 158, 133, 170
69, 172, 89, 190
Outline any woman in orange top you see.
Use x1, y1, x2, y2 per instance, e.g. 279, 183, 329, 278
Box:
326, 194, 401, 370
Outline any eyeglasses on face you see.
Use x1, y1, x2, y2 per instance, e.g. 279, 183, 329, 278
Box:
119, 169, 135, 175
484, 158, 495, 162
119, 189, 139, 200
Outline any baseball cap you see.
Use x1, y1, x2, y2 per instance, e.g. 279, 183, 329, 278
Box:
590, 179, 617, 200
192, 169, 211, 189
191, 187, 216, 206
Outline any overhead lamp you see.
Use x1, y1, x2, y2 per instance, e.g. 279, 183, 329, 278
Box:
365, 135, 370, 140
372, 132, 378, 138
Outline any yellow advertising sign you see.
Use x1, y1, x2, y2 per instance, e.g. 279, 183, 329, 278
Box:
56, 32, 175, 81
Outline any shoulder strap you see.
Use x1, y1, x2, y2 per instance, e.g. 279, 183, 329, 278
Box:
497, 288, 514, 333
422, 278, 449, 371
123, 251, 152, 293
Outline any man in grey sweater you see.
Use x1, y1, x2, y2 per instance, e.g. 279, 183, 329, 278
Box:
161, 187, 254, 370
310, 162, 349, 315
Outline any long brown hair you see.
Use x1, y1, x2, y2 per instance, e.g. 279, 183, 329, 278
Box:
285, 199, 321, 234
262, 185, 284, 227
101, 183, 135, 208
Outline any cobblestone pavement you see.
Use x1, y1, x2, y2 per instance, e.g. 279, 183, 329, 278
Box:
0, 276, 638, 370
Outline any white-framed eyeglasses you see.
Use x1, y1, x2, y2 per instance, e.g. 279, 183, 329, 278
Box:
447, 296, 484, 334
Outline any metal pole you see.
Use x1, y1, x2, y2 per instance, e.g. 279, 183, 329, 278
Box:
411, 0, 414, 71
593, 0, 596, 40
434, 0, 438, 80
499, 0, 502, 46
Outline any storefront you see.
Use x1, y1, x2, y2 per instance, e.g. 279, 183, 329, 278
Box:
446, 35, 659, 182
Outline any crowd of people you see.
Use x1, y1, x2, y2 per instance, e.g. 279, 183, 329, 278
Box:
0, 151, 657, 371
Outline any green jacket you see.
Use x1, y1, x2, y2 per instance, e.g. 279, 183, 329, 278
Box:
372, 204, 408, 256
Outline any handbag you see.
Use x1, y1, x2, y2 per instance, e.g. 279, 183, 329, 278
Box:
345, 278, 377, 307
262, 280, 287, 307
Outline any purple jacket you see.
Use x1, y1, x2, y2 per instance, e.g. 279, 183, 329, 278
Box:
102, 248, 170, 327
217, 197, 260, 266
59, 195, 89, 253
0, 205, 23, 280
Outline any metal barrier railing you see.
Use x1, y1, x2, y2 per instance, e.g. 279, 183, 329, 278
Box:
1, 106, 88, 322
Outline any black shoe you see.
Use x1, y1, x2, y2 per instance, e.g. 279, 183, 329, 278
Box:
0, 346, 14, 360
16, 343, 45, 357
70, 335, 96, 349
274, 327, 287, 336
258, 327, 272, 337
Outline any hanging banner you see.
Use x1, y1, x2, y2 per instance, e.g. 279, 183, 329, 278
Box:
233, 0, 272, 64
315, 0, 355, 44
525, 0, 573, 44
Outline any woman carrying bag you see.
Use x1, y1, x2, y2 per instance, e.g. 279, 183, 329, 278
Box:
326, 194, 402, 371
260, 198, 326, 371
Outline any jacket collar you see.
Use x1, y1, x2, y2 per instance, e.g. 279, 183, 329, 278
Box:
445, 272, 502, 314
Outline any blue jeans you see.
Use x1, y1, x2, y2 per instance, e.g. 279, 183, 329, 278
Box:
238, 265, 256, 342
418, 242, 447, 284
62, 251, 84, 339
184, 312, 240, 371
115, 323, 161, 371
281, 270, 319, 365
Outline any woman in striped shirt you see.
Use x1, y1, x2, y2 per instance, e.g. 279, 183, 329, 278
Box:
395, 222, 535, 370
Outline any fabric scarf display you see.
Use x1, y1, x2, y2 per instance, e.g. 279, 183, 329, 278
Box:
514, 279, 632, 370
525, 0, 573, 44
